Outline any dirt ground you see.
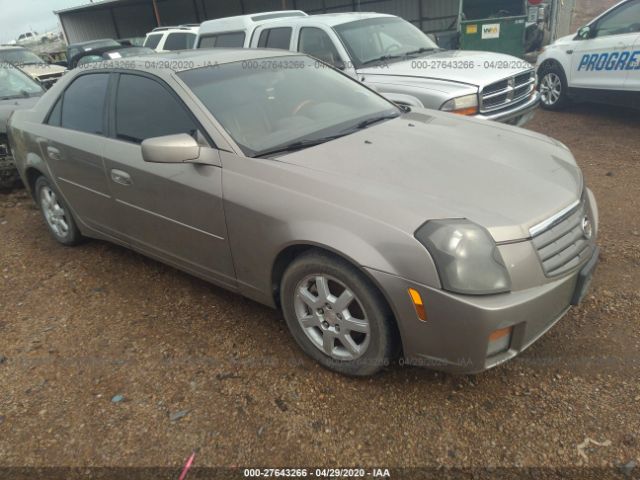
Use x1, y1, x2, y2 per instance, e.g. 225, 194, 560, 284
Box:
1, 0, 638, 477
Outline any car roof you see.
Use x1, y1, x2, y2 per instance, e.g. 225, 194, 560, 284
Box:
72, 48, 297, 75
198, 10, 308, 34
68, 38, 120, 48
250, 12, 392, 29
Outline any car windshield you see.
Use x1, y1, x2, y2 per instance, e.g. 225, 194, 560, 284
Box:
0, 49, 46, 65
0, 63, 44, 99
334, 17, 439, 68
178, 55, 400, 157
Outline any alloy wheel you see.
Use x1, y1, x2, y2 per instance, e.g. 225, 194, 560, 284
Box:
293, 274, 370, 361
40, 186, 69, 239
540, 72, 562, 106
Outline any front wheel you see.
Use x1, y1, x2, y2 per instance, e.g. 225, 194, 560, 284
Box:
280, 251, 398, 376
35, 176, 83, 246
538, 63, 570, 110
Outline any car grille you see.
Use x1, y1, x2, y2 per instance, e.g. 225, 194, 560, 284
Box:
530, 200, 595, 277
480, 70, 536, 113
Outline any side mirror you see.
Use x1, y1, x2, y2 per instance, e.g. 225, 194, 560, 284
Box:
577, 25, 592, 40
142, 133, 209, 164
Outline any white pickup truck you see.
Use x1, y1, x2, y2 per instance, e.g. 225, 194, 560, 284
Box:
195, 11, 540, 125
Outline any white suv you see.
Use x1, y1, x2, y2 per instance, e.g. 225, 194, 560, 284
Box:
143, 25, 199, 52
537, 0, 640, 110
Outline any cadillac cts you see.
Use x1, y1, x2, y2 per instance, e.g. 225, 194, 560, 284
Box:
8, 49, 599, 376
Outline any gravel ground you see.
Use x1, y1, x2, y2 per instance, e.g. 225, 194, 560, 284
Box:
1, 1, 638, 477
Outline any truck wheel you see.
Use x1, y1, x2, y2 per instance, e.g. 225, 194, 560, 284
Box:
280, 251, 398, 376
538, 63, 569, 110
35, 176, 83, 246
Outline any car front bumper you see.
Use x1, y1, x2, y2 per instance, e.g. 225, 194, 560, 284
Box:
367, 245, 599, 374
475, 91, 540, 126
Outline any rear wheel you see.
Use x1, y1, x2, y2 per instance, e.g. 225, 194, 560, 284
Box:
35, 176, 83, 246
539, 63, 570, 110
280, 251, 397, 376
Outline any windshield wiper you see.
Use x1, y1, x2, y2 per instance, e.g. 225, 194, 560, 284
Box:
403, 47, 441, 57
254, 134, 348, 158
0, 91, 31, 100
353, 112, 401, 130
361, 54, 402, 66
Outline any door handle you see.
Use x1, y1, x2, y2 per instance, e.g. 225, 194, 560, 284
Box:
110, 169, 132, 186
47, 146, 61, 161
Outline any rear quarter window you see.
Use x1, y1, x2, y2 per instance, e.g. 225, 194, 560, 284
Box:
257, 27, 292, 50
198, 31, 246, 48
143, 34, 163, 49
163, 32, 196, 50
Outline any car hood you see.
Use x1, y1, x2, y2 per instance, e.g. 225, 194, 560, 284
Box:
277, 109, 582, 243
0, 96, 40, 133
20, 63, 66, 78
357, 50, 533, 88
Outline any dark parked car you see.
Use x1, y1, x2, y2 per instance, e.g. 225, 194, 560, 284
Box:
70, 46, 155, 69
66, 39, 121, 68
0, 62, 44, 188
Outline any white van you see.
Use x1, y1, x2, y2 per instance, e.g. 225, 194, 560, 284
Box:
195, 11, 307, 48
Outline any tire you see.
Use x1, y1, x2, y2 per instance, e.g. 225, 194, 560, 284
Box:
280, 251, 398, 376
538, 62, 570, 111
35, 176, 83, 246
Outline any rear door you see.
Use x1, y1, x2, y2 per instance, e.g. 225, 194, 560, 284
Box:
41, 72, 118, 236
102, 72, 236, 287
570, 0, 640, 90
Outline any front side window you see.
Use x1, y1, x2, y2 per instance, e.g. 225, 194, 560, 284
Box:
257, 27, 293, 50
0, 63, 43, 99
60, 74, 109, 135
298, 28, 342, 66
115, 74, 198, 144
143, 34, 163, 50
178, 55, 399, 157
595, 0, 640, 37
334, 17, 439, 68
198, 32, 246, 49
164, 32, 197, 51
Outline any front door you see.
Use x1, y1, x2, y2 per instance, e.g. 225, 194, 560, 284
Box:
570, 0, 640, 90
102, 72, 236, 288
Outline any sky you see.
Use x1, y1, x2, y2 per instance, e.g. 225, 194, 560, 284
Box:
0, 0, 84, 43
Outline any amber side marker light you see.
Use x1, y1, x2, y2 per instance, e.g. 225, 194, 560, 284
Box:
487, 326, 514, 357
408, 288, 427, 321
489, 327, 512, 341
453, 107, 479, 116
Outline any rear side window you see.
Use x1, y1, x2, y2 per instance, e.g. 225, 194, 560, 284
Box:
115, 74, 198, 144
257, 27, 292, 50
59, 74, 109, 135
143, 34, 163, 49
198, 32, 246, 48
163, 32, 196, 50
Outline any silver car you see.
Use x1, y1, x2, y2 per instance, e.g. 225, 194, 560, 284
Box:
8, 49, 599, 376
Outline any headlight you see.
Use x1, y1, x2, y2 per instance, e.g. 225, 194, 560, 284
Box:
415, 219, 511, 295
440, 94, 478, 116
